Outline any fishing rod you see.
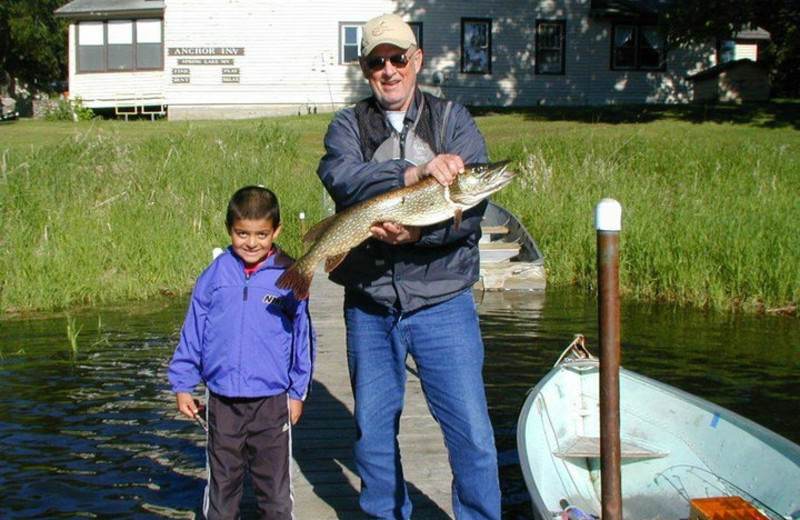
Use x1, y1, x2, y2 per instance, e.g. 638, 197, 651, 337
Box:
193, 399, 208, 433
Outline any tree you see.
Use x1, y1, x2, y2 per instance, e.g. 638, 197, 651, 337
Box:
660, 0, 800, 97
0, 0, 68, 94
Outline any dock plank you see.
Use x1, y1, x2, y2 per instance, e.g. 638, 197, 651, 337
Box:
291, 267, 454, 520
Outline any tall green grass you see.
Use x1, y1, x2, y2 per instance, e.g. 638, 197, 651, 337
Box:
0, 118, 328, 312
485, 111, 800, 312
1, 105, 798, 314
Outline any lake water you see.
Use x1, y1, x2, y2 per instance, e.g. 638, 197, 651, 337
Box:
1, 288, 798, 519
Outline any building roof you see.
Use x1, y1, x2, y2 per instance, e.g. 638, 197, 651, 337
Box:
54, 0, 164, 19
734, 26, 771, 41
686, 58, 767, 81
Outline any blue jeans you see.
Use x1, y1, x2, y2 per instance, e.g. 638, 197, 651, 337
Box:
344, 290, 501, 520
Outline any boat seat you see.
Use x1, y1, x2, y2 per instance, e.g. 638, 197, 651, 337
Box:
479, 225, 510, 245
479, 241, 522, 251
554, 436, 668, 460
481, 225, 510, 235
479, 241, 522, 263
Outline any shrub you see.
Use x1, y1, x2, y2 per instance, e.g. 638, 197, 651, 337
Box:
43, 97, 95, 121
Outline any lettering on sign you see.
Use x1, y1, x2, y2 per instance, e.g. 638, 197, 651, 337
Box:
177, 58, 235, 65
168, 47, 246, 84
168, 47, 245, 56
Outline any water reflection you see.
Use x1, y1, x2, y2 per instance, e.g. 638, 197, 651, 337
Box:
1, 290, 798, 519
0, 302, 204, 519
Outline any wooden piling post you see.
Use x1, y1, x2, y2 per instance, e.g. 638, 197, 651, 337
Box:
595, 198, 623, 520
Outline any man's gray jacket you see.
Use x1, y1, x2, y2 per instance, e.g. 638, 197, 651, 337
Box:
317, 88, 489, 312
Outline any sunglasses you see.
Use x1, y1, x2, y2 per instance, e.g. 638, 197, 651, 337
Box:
363, 53, 412, 71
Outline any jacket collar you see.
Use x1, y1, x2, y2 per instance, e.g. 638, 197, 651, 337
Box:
226, 245, 294, 271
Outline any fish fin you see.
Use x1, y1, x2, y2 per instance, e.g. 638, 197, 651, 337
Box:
454, 209, 463, 231
324, 252, 348, 273
276, 262, 312, 300
303, 214, 337, 247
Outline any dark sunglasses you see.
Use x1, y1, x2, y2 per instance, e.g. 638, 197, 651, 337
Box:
363, 53, 411, 71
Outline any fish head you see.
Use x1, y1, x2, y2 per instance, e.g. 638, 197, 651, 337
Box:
450, 160, 516, 207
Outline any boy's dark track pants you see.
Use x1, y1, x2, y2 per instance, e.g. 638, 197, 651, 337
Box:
203, 392, 293, 520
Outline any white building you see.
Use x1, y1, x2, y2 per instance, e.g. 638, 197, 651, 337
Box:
54, 0, 720, 120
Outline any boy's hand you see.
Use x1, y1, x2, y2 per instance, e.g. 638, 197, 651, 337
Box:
289, 398, 304, 425
176, 392, 199, 420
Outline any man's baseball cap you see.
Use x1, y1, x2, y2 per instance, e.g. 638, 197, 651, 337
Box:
361, 13, 418, 57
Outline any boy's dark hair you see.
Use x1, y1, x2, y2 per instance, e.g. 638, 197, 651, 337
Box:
226, 186, 281, 231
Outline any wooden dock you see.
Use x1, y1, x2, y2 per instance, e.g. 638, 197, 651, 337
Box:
290, 268, 455, 520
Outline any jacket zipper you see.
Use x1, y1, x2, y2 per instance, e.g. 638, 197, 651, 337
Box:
239, 272, 250, 395
399, 123, 408, 159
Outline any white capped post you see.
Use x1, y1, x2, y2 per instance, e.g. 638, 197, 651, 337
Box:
595, 198, 622, 232
595, 197, 623, 520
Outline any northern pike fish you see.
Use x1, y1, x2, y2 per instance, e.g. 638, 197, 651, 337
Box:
277, 161, 516, 300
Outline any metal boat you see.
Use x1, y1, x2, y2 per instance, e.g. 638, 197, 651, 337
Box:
478, 201, 546, 291
517, 335, 800, 520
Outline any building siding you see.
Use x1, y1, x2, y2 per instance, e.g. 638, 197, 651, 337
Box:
59, 0, 717, 119
691, 61, 770, 103
735, 43, 758, 62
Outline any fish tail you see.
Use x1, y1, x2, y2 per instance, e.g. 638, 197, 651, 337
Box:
276, 261, 313, 300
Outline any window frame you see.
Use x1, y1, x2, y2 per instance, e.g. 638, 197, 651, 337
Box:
461, 18, 492, 74
610, 23, 665, 71
76, 18, 163, 73
535, 20, 566, 75
408, 22, 423, 52
340, 22, 362, 64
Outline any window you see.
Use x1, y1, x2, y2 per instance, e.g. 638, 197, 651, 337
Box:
77, 19, 163, 73
535, 20, 565, 74
108, 21, 133, 70
719, 39, 736, 63
340, 21, 423, 64
611, 24, 664, 70
136, 19, 163, 69
461, 18, 491, 74
408, 22, 423, 51
77, 21, 105, 72
340, 23, 362, 63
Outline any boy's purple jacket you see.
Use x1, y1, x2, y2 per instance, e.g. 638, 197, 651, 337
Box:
168, 246, 315, 401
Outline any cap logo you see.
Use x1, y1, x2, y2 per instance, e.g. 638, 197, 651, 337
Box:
372, 21, 390, 36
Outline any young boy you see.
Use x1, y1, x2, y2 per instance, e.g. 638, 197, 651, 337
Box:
168, 186, 315, 520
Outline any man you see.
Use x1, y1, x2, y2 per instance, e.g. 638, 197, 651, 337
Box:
317, 13, 501, 520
